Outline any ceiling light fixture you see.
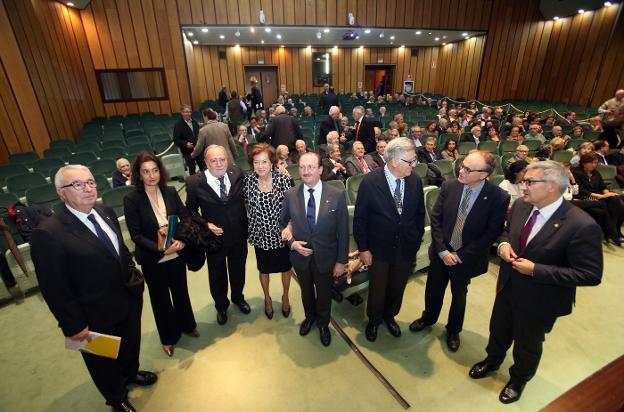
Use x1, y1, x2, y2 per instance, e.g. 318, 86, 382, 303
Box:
443, 42, 447, 46
235, 44, 240, 48
379, 32, 385, 38
435, 37, 440, 41
235, 31, 241, 37
261, 40, 265, 44
306, 45, 311, 49
578, 9, 585, 13
265, 27, 271, 32
333, 45, 338, 50
390, 35, 395, 40
201, 28, 209, 33
604, 1, 612, 6
553, 16, 560, 20
276, 34, 282, 39
359, 45, 364, 49
415, 31, 422, 35
316, 32, 322, 39
192, 40, 198, 45
187, 32, 194, 37
399, 45, 405, 49
250, 27, 255, 32
67, 2, 74, 6
219, 35, 225, 39
280, 45, 284, 48
428, 32, 433, 35
462, 32, 468, 36
365, 29, 371, 34
442, 35, 447, 39
323, 28, 330, 33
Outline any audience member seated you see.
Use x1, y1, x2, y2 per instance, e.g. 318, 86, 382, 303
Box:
344, 141, 378, 177
487, 127, 501, 142
289, 139, 310, 164
506, 145, 531, 168
417, 137, 443, 164
237, 125, 256, 154
383, 121, 400, 139
524, 124, 545, 143
550, 137, 566, 154
321, 144, 348, 183
112, 158, 132, 187
425, 120, 438, 136
499, 160, 529, 206
507, 126, 524, 143
461, 125, 483, 144
571, 125, 584, 140
551, 125, 571, 141
370, 140, 387, 168
606, 143, 624, 188
572, 152, 624, 246
594, 140, 611, 165
302, 106, 314, 118
409, 126, 424, 148
589, 116, 603, 132
559, 111, 578, 128
441, 138, 459, 161
570, 141, 594, 167
276, 145, 292, 168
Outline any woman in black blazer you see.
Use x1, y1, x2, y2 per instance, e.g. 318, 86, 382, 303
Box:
124, 151, 198, 357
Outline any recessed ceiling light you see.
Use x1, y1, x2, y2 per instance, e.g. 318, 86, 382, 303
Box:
365, 29, 371, 34
250, 27, 255, 32
434, 37, 440, 41
442, 35, 447, 39
578, 9, 585, 13
265, 27, 271, 33
235, 44, 240, 48
261, 40, 265, 44
379, 32, 385, 38
280, 45, 284, 48
317, 32, 322, 39
428, 32, 433, 35
359, 45, 364, 49
604, 1, 612, 6
276, 34, 282, 39
323, 28, 330, 33
201, 28, 209, 33
234, 31, 241, 37
306, 45, 311, 49
219, 35, 225, 39
462, 32, 468, 36
415, 31, 422, 35
187, 32, 194, 37
399, 45, 405, 49
553, 16, 560, 20
443, 42, 447, 46
390, 35, 395, 40
192, 40, 198, 45
333, 45, 338, 49
67, 2, 74, 6
390, 41, 394, 45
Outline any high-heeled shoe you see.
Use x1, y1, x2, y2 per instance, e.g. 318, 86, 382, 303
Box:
162, 345, 174, 357
264, 299, 274, 319
185, 329, 200, 338
281, 295, 291, 318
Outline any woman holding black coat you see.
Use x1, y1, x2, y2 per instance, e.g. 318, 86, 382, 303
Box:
124, 151, 198, 357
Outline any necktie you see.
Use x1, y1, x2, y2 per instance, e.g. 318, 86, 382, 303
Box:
519, 210, 540, 252
355, 122, 360, 141
218, 176, 227, 201
358, 157, 369, 173
306, 188, 316, 232
394, 179, 402, 214
450, 187, 472, 250
87, 214, 118, 257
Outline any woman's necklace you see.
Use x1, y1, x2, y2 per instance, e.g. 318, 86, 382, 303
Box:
258, 175, 273, 192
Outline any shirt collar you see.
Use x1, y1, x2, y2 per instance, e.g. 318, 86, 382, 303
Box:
531, 196, 564, 220
465, 179, 486, 193
65, 203, 95, 221
205, 169, 228, 183
304, 180, 322, 193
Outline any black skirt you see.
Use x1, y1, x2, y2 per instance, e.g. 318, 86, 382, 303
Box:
254, 245, 292, 274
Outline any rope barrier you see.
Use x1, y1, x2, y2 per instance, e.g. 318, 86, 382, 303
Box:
155, 142, 176, 157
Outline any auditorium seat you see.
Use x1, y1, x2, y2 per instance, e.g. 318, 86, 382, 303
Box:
6, 173, 47, 198
43, 147, 72, 162
286, 164, 301, 185
9, 152, 39, 165
161, 153, 188, 181
25, 183, 60, 209
0, 164, 29, 188
457, 141, 477, 155
68, 152, 98, 165
498, 140, 519, 155
552, 150, 573, 163
101, 185, 133, 218
88, 159, 116, 176
433, 159, 455, 181
30, 158, 65, 177
346, 174, 364, 205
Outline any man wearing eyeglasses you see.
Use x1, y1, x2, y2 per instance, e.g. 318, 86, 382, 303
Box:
354, 138, 425, 342
469, 160, 603, 404
30, 165, 156, 412
410, 151, 510, 352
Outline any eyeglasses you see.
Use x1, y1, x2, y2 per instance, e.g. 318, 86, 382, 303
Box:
400, 158, 417, 166
460, 164, 487, 173
519, 179, 547, 186
61, 179, 97, 190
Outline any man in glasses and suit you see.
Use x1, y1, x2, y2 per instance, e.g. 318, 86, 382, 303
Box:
410, 151, 510, 352
31, 165, 156, 412
469, 161, 602, 404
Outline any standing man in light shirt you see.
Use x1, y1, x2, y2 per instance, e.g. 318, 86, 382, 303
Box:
410, 151, 510, 352
280, 152, 349, 347
352, 106, 376, 153
469, 161, 602, 404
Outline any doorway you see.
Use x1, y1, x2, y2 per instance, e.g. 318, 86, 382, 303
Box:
244, 66, 278, 108
364, 65, 395, 97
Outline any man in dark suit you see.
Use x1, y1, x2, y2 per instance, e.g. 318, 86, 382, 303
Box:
318, 84, 339, 115
410, 151, 510, 351
469, 160, 603, 404
186, 145, 251, 325
321, 144, 348, 182
31, 165, 156, 412
264, 105, 303, 152
417, 137, 442, 164
460, 125, 483, 145
173, 104, 201, 174
344, 141, 378, 177
280, 152, 349, 346
352, 105, 376, 153
112, 158, 131, 188
318, 106, 342, 146
369, 140, 388, 169
354, 138, 426, 341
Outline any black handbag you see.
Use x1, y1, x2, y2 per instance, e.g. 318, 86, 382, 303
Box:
175, 216, 223, 271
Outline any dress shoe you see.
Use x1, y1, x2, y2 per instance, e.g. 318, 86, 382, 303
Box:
365, 322, 378, 342
234, 300, 251, 314
216, 310, 228, 325
126, 370, 157, 386
299, 318, 315, 336
385, 319, 401, 337
162, 345, 174, 357
469, 360, 500, 379
264, 300, 274, 319
446, 332, 461, 352
111, 400, 136, 412
319, 326, 331, 346
184, 329, 200, 338
281, 296, 291, 318
409, 318, 431, 333
499, 381, 526, 404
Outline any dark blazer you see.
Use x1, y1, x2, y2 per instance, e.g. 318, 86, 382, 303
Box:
498, 199, 602, 320
264, 114, 303, 151
430, 179, 510, 278
30, 205, 135, 337
417, 147, 442, 164
173, 118, 200, 156
318, 92, 339, 115
185, 167, 248, 248
279, 182, 349, 274
354, 117, 376, 153
123, 186, 190, 266
460, 134, 481, 144
344, 154, 378, 177
369, 151, 386, 168
318, 116, 342, 145
321, 157, 347, 182
112, 170, 129, 188
353, 167, 426, 261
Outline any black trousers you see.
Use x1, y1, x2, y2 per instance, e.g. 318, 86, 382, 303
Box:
81, 296, 142, 405
366, 255, 414, 324
296, 258, 332, 328
421, 256, 471, 334
0, 253, 17, 288
571, 199, 615, 238
484, 283, 555, 384
142, 257, 196, 345
182, 154, 204, 175
206, 238, 248, 311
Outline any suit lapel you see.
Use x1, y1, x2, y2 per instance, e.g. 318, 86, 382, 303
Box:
296, 184, 311, 235
510, 201, 533, 252
59, 206, 121, 263
379, 171, 401, 217
198, 171, 222, 203
523, 202, 568, 255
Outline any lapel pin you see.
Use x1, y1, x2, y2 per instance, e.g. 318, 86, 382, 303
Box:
483, 196, 488, 200
554, 223, 560, 228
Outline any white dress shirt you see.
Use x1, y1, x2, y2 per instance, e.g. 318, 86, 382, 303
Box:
303, 180, 323, 221
205, 169, 231, 197
66, 204, 120, 254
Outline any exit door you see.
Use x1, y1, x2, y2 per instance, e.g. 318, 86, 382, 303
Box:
244, 66, 278, 109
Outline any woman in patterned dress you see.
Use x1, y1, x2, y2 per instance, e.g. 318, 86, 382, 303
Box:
243, 143, 294, 319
